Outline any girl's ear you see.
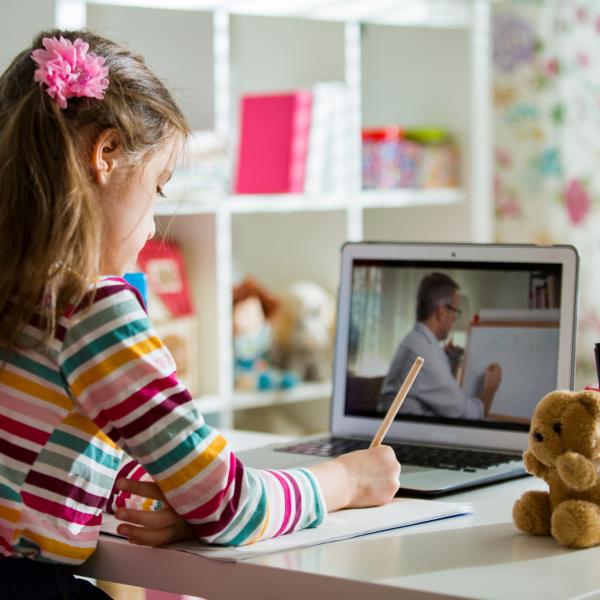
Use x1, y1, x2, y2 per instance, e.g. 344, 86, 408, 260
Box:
90, 129, 123, 185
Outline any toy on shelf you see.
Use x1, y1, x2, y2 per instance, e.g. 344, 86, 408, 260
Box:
513, 390, 600, 548
362, 126, 418, 189
271, 281, 335, 383
405, 127, 460, 188
361, 125, 460, 190
233, 277, 298, 391
137, 239, 198, 396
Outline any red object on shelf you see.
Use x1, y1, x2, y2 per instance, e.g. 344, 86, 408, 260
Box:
234, 90, 312, 194
137, 239, 194, 318
361, 126, 405, 142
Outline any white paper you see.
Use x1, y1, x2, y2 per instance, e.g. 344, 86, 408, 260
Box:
101, 498, 472, 562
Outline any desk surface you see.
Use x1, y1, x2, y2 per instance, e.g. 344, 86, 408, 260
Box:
78, 431, 600, 600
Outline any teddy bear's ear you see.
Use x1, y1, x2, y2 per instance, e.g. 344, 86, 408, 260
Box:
579, 392, 600, 419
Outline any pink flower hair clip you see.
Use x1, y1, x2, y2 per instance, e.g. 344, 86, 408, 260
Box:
31, 36, 109, 109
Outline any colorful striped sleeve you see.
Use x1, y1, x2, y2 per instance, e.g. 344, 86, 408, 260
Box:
58, 278, 326, 545
105, 454, 161, 514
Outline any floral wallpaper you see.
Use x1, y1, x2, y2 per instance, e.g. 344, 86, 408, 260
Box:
493, 0, 600, 385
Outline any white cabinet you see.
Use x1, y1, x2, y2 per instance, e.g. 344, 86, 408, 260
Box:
52, 0, 492, 430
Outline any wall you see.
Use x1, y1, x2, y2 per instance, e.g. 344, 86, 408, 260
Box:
87, 4, 214, 131
492, 1, 600, 388
0, 0, 55, 71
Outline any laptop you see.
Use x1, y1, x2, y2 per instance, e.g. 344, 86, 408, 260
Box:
238, 242, 579, 496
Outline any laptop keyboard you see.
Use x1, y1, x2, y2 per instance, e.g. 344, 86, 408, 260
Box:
275, 437, 522, 472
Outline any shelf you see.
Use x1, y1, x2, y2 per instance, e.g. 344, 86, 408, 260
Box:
232, 382, 332, 411
225, 194, 350, 214
154, 198, 220, 216
155, 193, 348, 216
192, 383, 332, 414
85, 0, 471, 29
359, 187, 464, 209
55, 0, 492, 430
194, 394, 223, 414
155, 188, 464, 217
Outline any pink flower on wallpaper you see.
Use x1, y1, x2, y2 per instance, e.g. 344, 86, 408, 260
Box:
494, 147, 512, 168
576, 6, 588, 23
495, 176, 521, 218
596, 15, 600, 34
564, 178, 591, 225
497, 195, 521, 218
577, 51, 590, 68
545, 58, 559, 77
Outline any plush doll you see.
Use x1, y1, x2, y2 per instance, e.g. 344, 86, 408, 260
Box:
271, 281, 335, 382
513, 390, 600, 548
232, 277, 298, 391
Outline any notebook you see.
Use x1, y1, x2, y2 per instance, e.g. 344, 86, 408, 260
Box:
101, 498, 472, 561
238, 242, 579, 495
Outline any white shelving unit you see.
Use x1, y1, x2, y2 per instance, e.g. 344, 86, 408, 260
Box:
50, 0, 492, 430
154, 188, 466, 216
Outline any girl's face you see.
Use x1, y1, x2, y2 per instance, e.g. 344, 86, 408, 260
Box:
96, 134, 179, 275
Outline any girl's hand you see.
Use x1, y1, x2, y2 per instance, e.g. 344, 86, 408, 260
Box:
308, 445, 401, 511
335, 445, 401, 508
114, 479, 193, 547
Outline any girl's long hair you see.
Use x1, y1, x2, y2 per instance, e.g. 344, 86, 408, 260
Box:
0, 29, 189, 346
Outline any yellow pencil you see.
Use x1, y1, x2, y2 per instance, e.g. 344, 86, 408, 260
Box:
369, 356, 424, 449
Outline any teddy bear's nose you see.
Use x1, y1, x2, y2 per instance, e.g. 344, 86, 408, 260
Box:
533, 431, 544, 442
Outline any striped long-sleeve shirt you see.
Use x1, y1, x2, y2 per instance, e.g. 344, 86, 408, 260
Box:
0, 277, 325, 565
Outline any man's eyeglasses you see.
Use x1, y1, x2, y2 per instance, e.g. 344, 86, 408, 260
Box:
445, 304, 463, 317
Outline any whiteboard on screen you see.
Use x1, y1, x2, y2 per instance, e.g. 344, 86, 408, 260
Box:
461, 325, 560, 420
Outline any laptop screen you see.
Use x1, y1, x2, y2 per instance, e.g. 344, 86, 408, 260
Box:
343, 257, 566, 433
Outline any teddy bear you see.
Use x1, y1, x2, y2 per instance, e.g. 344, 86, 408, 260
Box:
270, 281, 335, 382
512, 389, 600, 548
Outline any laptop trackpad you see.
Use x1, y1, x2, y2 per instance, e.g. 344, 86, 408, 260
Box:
399, 464, 478, 493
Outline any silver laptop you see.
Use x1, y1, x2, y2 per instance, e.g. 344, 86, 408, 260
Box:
239, 242, 579, 496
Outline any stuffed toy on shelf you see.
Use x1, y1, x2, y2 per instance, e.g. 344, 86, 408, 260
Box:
513, 390, 600, 548
232, 277, 298, 391
270, 281, 335, 383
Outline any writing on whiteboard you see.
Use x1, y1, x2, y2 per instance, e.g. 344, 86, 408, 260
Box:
461, 326, 559, 420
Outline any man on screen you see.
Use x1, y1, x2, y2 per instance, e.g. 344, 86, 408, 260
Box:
378, 272, 502, 419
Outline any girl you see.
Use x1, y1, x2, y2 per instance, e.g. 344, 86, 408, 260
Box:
0, 30, 401, 598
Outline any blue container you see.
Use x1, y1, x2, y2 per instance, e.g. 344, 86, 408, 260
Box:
123, 272, 148, 307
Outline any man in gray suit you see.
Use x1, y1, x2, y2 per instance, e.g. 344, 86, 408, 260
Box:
378, 272, 502, 419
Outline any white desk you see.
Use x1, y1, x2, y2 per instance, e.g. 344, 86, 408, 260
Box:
77, 431, 600, 600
